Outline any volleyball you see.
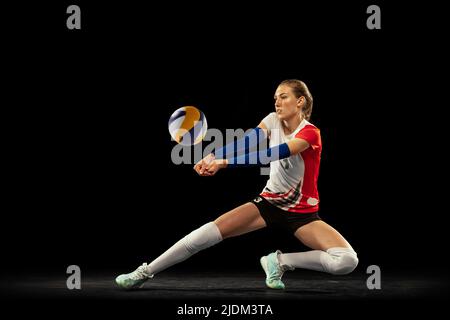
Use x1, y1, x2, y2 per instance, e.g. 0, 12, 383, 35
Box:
168, 106, 208, 146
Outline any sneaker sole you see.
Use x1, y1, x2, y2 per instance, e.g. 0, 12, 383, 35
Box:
115, 278, 147, 290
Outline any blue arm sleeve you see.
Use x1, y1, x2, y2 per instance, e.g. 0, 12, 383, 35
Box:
226, 143, 291, 168
214, 127, 267, 159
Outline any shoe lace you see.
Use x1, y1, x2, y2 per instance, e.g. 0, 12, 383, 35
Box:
268, 251, 287, 281
268, 267, 284, 281
130, 263, 150, 280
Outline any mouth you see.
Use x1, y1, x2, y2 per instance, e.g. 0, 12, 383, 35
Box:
276, 109, 282, 114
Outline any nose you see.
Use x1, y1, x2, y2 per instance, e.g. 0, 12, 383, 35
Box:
275, 97, 281, 108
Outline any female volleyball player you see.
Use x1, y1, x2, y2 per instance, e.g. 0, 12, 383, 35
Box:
116, 79, 358, 290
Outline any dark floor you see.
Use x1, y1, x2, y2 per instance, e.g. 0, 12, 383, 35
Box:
2, 270, 448, 300
2, 271, 449, 319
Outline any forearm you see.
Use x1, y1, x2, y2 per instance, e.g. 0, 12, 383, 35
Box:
214, 127, 267, 159
225, 143, 291, 168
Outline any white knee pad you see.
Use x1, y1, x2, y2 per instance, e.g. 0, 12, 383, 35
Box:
321, 247, 359, 275
182, 222, 223, 254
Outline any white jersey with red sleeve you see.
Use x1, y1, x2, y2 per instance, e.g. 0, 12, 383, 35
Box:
260, 112, 322, 213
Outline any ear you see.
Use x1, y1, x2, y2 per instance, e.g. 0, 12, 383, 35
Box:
297, 96, 305, 107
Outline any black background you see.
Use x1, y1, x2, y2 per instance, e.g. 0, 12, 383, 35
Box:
3, 0, 448, 309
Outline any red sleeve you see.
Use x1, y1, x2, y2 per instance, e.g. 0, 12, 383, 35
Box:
295, 127, 321, 150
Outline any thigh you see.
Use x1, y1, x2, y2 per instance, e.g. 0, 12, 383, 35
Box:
215, 202, 266, 239
294, 220, 353, 251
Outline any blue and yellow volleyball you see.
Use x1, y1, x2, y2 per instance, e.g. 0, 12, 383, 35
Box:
168, 106, 208, 146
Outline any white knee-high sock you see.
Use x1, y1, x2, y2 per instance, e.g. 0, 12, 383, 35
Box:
145, 222, 223, 276
278, 247, 359, 275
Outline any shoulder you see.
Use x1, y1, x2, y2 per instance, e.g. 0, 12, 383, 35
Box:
261, 112, 279, 129
299, 121, 320, 133
263, 112, 278, 122
295, 121, 322, 147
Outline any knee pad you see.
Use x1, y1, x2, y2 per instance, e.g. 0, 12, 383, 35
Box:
182, 222, 223, 254
322, 247, 359, 275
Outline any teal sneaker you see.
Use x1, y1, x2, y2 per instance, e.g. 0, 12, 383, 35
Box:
260, 250, 288, 290
115, 263, 153, 290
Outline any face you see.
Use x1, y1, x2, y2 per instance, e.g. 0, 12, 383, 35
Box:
274, 85, 304, 120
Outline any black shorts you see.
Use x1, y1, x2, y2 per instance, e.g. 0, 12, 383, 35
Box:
252, 196, 321, 234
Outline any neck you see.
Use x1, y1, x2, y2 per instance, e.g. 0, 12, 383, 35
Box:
282, 113, 304, 134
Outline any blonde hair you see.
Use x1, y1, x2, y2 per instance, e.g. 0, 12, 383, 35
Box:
279, 79, 313, 120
